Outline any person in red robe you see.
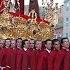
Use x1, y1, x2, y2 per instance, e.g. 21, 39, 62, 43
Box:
4, 38, 11, 70
0, 39, 5, 70
48, 39, 61, 70
27, 39, 35, 70
16, 38, 23, 70
37, 39, 52, 70
61, 38, 70, 70
30, 40, 43, 70
0, 39, 6, 70
63, 50, 70, 70
10, 39, 17, 70
22, 39, 29, 70
53, 37, 70, 70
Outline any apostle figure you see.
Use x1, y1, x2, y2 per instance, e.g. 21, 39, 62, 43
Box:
29, 0, 39, 18
7, 0, 15, 13
14, 0, 24, 14
0, 0, 4, 13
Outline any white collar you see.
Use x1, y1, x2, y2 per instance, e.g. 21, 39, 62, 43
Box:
62, 47, 69, 52
45, 48, 51, 53
24, 48, 27, 51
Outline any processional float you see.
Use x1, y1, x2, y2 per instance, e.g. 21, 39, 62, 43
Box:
0, 0, 54, 41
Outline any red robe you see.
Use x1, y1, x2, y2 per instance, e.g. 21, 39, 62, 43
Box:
1, 48, 7, 69
10, 48, 17, 70
26, 48, 34, 70
37, 50, 50, 70
48, 50, 59, 70
0, 48, 5, 68
4, 48, 12, 70
0, 48, 10, 70
16, 48, 23, 70
22, 49, 28, 70
31, 50, 42, 70
63, 51, 70, 70
53, 49, 67, 70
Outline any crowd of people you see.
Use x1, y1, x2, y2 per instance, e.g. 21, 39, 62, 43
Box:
0, 37, 70, 70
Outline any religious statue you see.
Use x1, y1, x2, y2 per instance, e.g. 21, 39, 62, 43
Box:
29, 9, 37, 20
7, 0, 15, 13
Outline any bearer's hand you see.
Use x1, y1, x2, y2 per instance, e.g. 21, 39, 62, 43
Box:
6, 66, 11, 68
0, 67, 6, 70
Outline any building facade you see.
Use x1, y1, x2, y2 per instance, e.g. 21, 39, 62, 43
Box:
63, 0, 70, 39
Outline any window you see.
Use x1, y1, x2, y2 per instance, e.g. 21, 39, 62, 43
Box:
66, 33, 68, 37
66, 18, 69, 21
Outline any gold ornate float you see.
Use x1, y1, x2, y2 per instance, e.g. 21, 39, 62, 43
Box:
0, 1, 53, 41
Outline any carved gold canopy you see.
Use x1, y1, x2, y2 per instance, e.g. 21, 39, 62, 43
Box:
0, 9, 53, 41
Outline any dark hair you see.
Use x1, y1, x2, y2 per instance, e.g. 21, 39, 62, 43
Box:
34, 40, 43, 50
1, 39, 6, 48
16, 38, 23, 48
11, 38, 17, 41
29, 39, 34, 41
35, 40, 42, 45
5, 38, 11, 40
16, 38, 22, 43
22, 39, 28, 48
52, 39, 60, 45
61, 37, 69, 44
41, 41, 45, 50
45, 39, 52, 44
4, 38, 11, 48
16, 38, 22, 41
